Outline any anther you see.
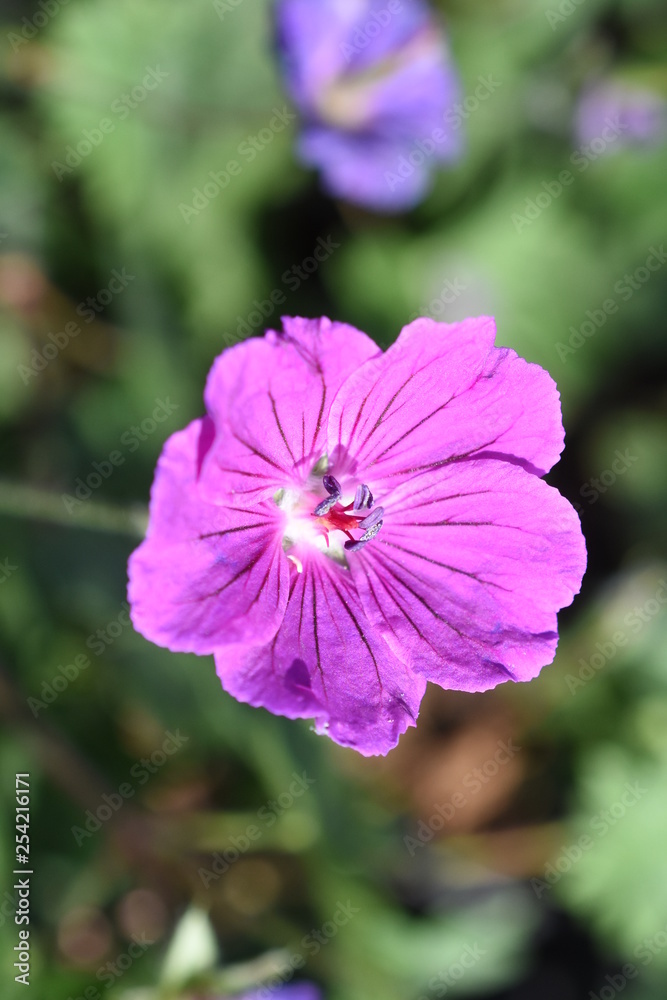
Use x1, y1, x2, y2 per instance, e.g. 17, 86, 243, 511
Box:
312, 475, 384, 553
322, 475, 341, 496
345, 518, 384, 552
313, 474, 342, 516
353, 484, 373, 510
360, 505, 384, 530
314, 496, 337, 515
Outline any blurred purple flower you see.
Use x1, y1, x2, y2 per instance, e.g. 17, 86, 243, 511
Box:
237, 984, 321, 1000
128, 316, 586, 756
575, 80, 667, 150
276, 0, 464, 211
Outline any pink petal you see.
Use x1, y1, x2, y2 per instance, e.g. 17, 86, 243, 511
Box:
128, 419, 289, 654
327, 316, 564, 490
201, 316, 379, 505
350, 458, 586, 690
214, 550, 426, 756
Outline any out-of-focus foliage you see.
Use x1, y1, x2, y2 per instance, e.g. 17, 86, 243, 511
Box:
0, 0, 666, 998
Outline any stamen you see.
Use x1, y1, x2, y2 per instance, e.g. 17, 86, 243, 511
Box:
313, 475, 342, 516
345, 518, 384, 552
353, 484, 373, 510
311, 475, 384, 554
322, 475, 341, 496
360, 505, 384, 530
313, 496, 337, 516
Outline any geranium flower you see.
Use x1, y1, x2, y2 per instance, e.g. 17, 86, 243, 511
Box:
128, 316, 586, 756
575, 79, 667, 150
276, 0, 463, 211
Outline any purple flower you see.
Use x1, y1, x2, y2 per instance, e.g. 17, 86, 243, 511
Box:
276, 0, 464, 211
575, 80, 667, 150
128, 316, 586, 756
236, 985, 321, 1000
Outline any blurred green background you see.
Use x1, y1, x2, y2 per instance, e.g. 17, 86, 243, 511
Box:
1, 0, 667, 998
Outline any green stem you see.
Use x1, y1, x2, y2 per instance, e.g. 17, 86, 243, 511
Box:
0, 479, 148, 538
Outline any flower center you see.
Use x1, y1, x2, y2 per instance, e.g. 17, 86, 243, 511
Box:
312, 475, 384, 553
276, 474, 384, 566
317, 26, 444, 130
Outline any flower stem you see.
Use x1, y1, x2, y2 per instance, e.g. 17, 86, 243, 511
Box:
0, 479, 148, 538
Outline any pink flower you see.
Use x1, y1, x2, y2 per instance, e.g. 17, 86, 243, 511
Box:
128, 317, 586, 756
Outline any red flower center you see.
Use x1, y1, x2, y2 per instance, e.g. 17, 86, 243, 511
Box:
311, 476, 384, 553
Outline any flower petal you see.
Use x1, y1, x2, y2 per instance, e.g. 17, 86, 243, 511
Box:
350, 458, 586, 689
201, 317, 379, 505
128, 419, 289, 654
327, 316, 565, 491
299, 127, 435, 212
278, 0, 436, 104
214, 551, 426, 756
361, 31, 462, 153
277, 0, 368, 104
